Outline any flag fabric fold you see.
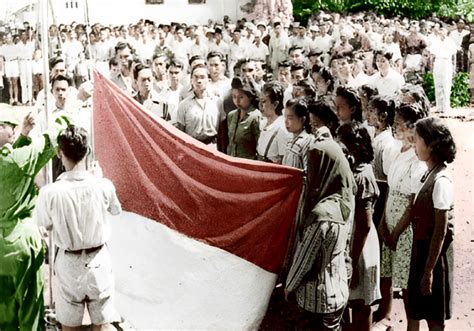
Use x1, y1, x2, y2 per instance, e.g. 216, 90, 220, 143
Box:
93, 71, 304, 329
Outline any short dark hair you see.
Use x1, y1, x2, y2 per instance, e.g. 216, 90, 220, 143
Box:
133, 63, 151, 80
337, 122, 374, 168
190, 63, 208, 77
58, 125, 89, 163
51, 74, 73, 88
49, 56, 64, 71
374, 49, 393, 61
335, 86, 362, 122
289, 45, 305, 55
115, 41, 132, 54
262, 81, 285, 116
277, 60, 291, 69
169, 60, 184, 70
189, 54, 205, 67
415, 117, 456, 164
207, 51, 225, 62
108, 58, 119, 68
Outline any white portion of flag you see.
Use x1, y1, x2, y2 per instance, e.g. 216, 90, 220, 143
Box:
108, 211, 277, 330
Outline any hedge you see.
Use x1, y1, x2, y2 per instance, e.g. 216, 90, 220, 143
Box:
422, 72, 471, 108
293, 0, 474, 25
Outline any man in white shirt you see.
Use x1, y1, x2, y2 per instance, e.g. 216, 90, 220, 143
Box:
111, 42, 134, 95
35, 125, 121, 331
62, 30, 84, 79
159, 61, 185, 124
169, 26, 191, 74
0, 33, 20, 105
228, 29, 247, 78
245, 30, 269, 62
291, 25, 311, 54
151, 53, 169, 93
367, 50, 405, 97
17, 30, 35, 105
133, 63, 172, 122
269, 20, 291, 73
207, 28, 230, 60
175, 65, 225, 148
449, 19, 470, 72
92, 28, 115, 76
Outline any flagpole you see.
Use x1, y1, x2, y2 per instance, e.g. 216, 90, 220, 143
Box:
84, 0, 96, 162
40, 0, 55, 316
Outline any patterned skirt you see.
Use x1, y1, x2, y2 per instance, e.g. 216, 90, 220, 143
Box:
380, 190, 413, 289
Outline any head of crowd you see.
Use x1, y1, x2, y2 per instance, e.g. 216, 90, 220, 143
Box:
0, 11, 470, 154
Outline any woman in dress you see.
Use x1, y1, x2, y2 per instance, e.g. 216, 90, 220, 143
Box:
282, 99, 313, 170
407, 117, 456, 330
374, 103, 427, 329
226, 77, 261, 159
367, 95, 400, 228
257, 81, 289, 163
337, 122, 381, 331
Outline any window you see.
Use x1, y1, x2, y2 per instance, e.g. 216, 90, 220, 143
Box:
146, 0, 164, 4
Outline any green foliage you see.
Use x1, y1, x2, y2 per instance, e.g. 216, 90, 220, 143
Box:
293, 0, 474, 22
422, 72, 471, 108
450, 72, 470, 108
422, 72, 436, 103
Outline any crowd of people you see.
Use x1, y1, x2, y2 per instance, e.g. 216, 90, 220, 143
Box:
0, 9, 467, 330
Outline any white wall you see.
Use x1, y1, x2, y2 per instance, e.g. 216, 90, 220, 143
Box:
39, 0, 248, 26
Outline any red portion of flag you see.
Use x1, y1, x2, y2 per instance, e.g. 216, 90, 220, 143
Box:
93, 71, 303, 273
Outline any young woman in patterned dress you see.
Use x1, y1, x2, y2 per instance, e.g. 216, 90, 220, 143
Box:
374, 103, 427, 329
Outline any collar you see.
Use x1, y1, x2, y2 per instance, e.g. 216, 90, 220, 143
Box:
57, 170, 92, 182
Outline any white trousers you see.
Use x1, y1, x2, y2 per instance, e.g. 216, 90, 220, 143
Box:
433, 57, 453, 113
18, 60, 33, 103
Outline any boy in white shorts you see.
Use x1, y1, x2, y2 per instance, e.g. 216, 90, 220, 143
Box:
34, 125, 121, 330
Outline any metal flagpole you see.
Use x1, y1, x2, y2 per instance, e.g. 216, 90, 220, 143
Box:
83, 0, 96, 162
39, 0, 56, 323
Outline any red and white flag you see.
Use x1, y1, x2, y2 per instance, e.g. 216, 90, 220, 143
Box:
93, 71, 303, 329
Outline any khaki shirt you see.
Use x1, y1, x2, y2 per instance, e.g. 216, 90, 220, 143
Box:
226, 107, 261, 160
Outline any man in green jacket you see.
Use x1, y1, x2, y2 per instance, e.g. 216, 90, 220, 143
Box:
0, 104, 62, 329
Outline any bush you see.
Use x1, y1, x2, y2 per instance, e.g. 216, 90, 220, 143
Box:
422, 72, 436, 103
422, 72, 471, 108
450, 72, 470, 108
293, 0, 473, 23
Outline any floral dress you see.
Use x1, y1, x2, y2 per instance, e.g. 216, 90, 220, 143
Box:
380, 148, 426, 289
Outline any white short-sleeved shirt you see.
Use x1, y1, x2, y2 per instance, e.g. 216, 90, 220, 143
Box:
387, 147, 427, 195
257, 116, 289, 162
367, 68, 405, 97
176, 92, 225, 142
432, 175, 453, 210
34, 171, 122, 251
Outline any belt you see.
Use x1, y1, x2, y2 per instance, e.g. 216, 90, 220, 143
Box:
199, 136, 217, 145
65, 244, 104, 255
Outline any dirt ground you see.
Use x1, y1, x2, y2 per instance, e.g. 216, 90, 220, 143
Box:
32, 106, 473, 330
